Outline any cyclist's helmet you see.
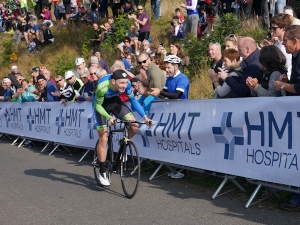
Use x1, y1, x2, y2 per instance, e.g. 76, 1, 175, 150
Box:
164, 55, 182, 64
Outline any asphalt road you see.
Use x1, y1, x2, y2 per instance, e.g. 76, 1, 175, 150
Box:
0, 139, 299, 225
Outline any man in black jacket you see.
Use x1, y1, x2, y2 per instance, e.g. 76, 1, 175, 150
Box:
41, 24, 54, 45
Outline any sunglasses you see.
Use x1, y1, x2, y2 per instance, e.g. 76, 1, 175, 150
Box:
138, 58, 148, 64
270, 26, 280, 31
228, 34, 238, 42
81, 76, 88, 79
90, 72, 97, 75
137, 8, 143, 10
55, 79, 62, 83
66, 77, 73, 81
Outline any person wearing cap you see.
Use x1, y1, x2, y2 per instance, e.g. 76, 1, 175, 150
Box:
93, 48, 110, 74
8, 65, 22, 88
59, 70, 83, 105
74, 57, 87, 79
36, 74, 59, 102
93, 69, 152, 186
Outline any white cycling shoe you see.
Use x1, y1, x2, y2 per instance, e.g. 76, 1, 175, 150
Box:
99, 172, 111, 186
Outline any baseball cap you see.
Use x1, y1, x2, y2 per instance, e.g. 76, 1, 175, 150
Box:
2, 78, 12, 83
36, 74, 47, 81
11, 65, 18, 70
111, 70, 128, 80
31, 67, 40, 72
90, 56, 99, 64
65, 71, 75, 80
75, 57, 85, 66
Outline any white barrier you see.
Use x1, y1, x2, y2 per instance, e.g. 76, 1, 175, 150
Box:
0, 97, 299, 187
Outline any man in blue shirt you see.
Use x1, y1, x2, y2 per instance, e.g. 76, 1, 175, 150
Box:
150, 55, 189, 99
24, 19, 39, 45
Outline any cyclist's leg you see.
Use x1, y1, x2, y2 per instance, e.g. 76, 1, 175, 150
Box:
123, 113, 139, 139
93, 110, 109, 176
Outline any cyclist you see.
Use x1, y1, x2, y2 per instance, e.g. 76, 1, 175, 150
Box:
150, 55, 190, 99
93, 69, 152, 186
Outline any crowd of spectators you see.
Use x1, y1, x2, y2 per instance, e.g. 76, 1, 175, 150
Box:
1, 0, 300, 211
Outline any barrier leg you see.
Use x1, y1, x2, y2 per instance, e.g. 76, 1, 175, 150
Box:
18, 138, 26, 148
264, 186, 281, 200
78, 149, 91, 162
0, 133, 3, 138
11, 137, 20, 146
230, 178, 246, 192
149, 163, 163, 181
211, 177, 229, 199
245, 184, 262, 208
49, 144, 60, 155
41, 142, 50, 153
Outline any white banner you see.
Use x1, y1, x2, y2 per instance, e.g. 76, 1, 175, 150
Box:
0, 98, 299, 187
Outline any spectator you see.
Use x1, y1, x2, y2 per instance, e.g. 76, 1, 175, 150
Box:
153, 55, 166, 77
7, 0, 21, 17
207, 42, 225, 83
17, 79, 37, 103
36, 74, 59, 102
231, 0, 240, 19
246, 45, 286, 97
132, 79, 158, 114
180, 0, 199, 38
90, 22, 102, 48
62, 0, 71, 24
76, 68, 93, 102
31, 67, 41, 85
100, 20, 114, 42
1, 78, 14, 101
219, 37, 263, 97
41, 68, 56, 85
54, 0, 66, 27
284, 6, 300, 25
276, 33, 300, 212
151, 0, 161, 19
40, 5, 51, 22
52, 75, 68, 100
128, 5, 151, 51
138, 52, 166, 90
224, 34, 238, 50
138, 39, 152, 56
172, 19, 183, 39
98, 0, 108, 18
89, 66, 107, 84
117, 36, 134, 57
276, 0, 287, 14
24, 19, 39, 45
120, 1, 133, 14
130, 77, 140, 99
175, 7, 185, 24
209, 48, 243, 98
13, 18, 27, 47
198, 6, 207, 37
204, 0, 217, 36
89, 56, 101, 70
60, 70, 83, 105
93, 49, 110, 73
150, 55, 190, 179
265, 13, 292, 79
75, 57, 87, 78
8, 65, 21, 88
40, 24, 54, 45
125, 26, 139, 54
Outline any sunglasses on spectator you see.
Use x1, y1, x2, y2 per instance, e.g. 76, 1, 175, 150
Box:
138, 57, 149, 64
66, 77, 73, 81
228, 34, 238, 42
81, 76, 88, 79
90, 72, 97, 75
137, 8, 143, 10
270, 26, 280, 31
55, 79, 62, 83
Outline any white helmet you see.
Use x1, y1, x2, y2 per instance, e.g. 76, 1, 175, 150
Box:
164, 55, 182, 64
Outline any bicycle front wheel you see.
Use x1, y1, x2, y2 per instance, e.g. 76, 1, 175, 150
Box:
120, 140, 140, 199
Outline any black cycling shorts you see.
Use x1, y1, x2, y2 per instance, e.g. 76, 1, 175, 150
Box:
138, 31, 150, 42
93, 96, 133, 130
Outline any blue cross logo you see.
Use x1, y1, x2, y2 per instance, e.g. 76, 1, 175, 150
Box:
27, 109, 34, 131
212, 112, 244, 160
55, 109, 65, 135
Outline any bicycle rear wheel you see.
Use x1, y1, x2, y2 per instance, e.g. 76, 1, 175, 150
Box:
120, 140, 140, 198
